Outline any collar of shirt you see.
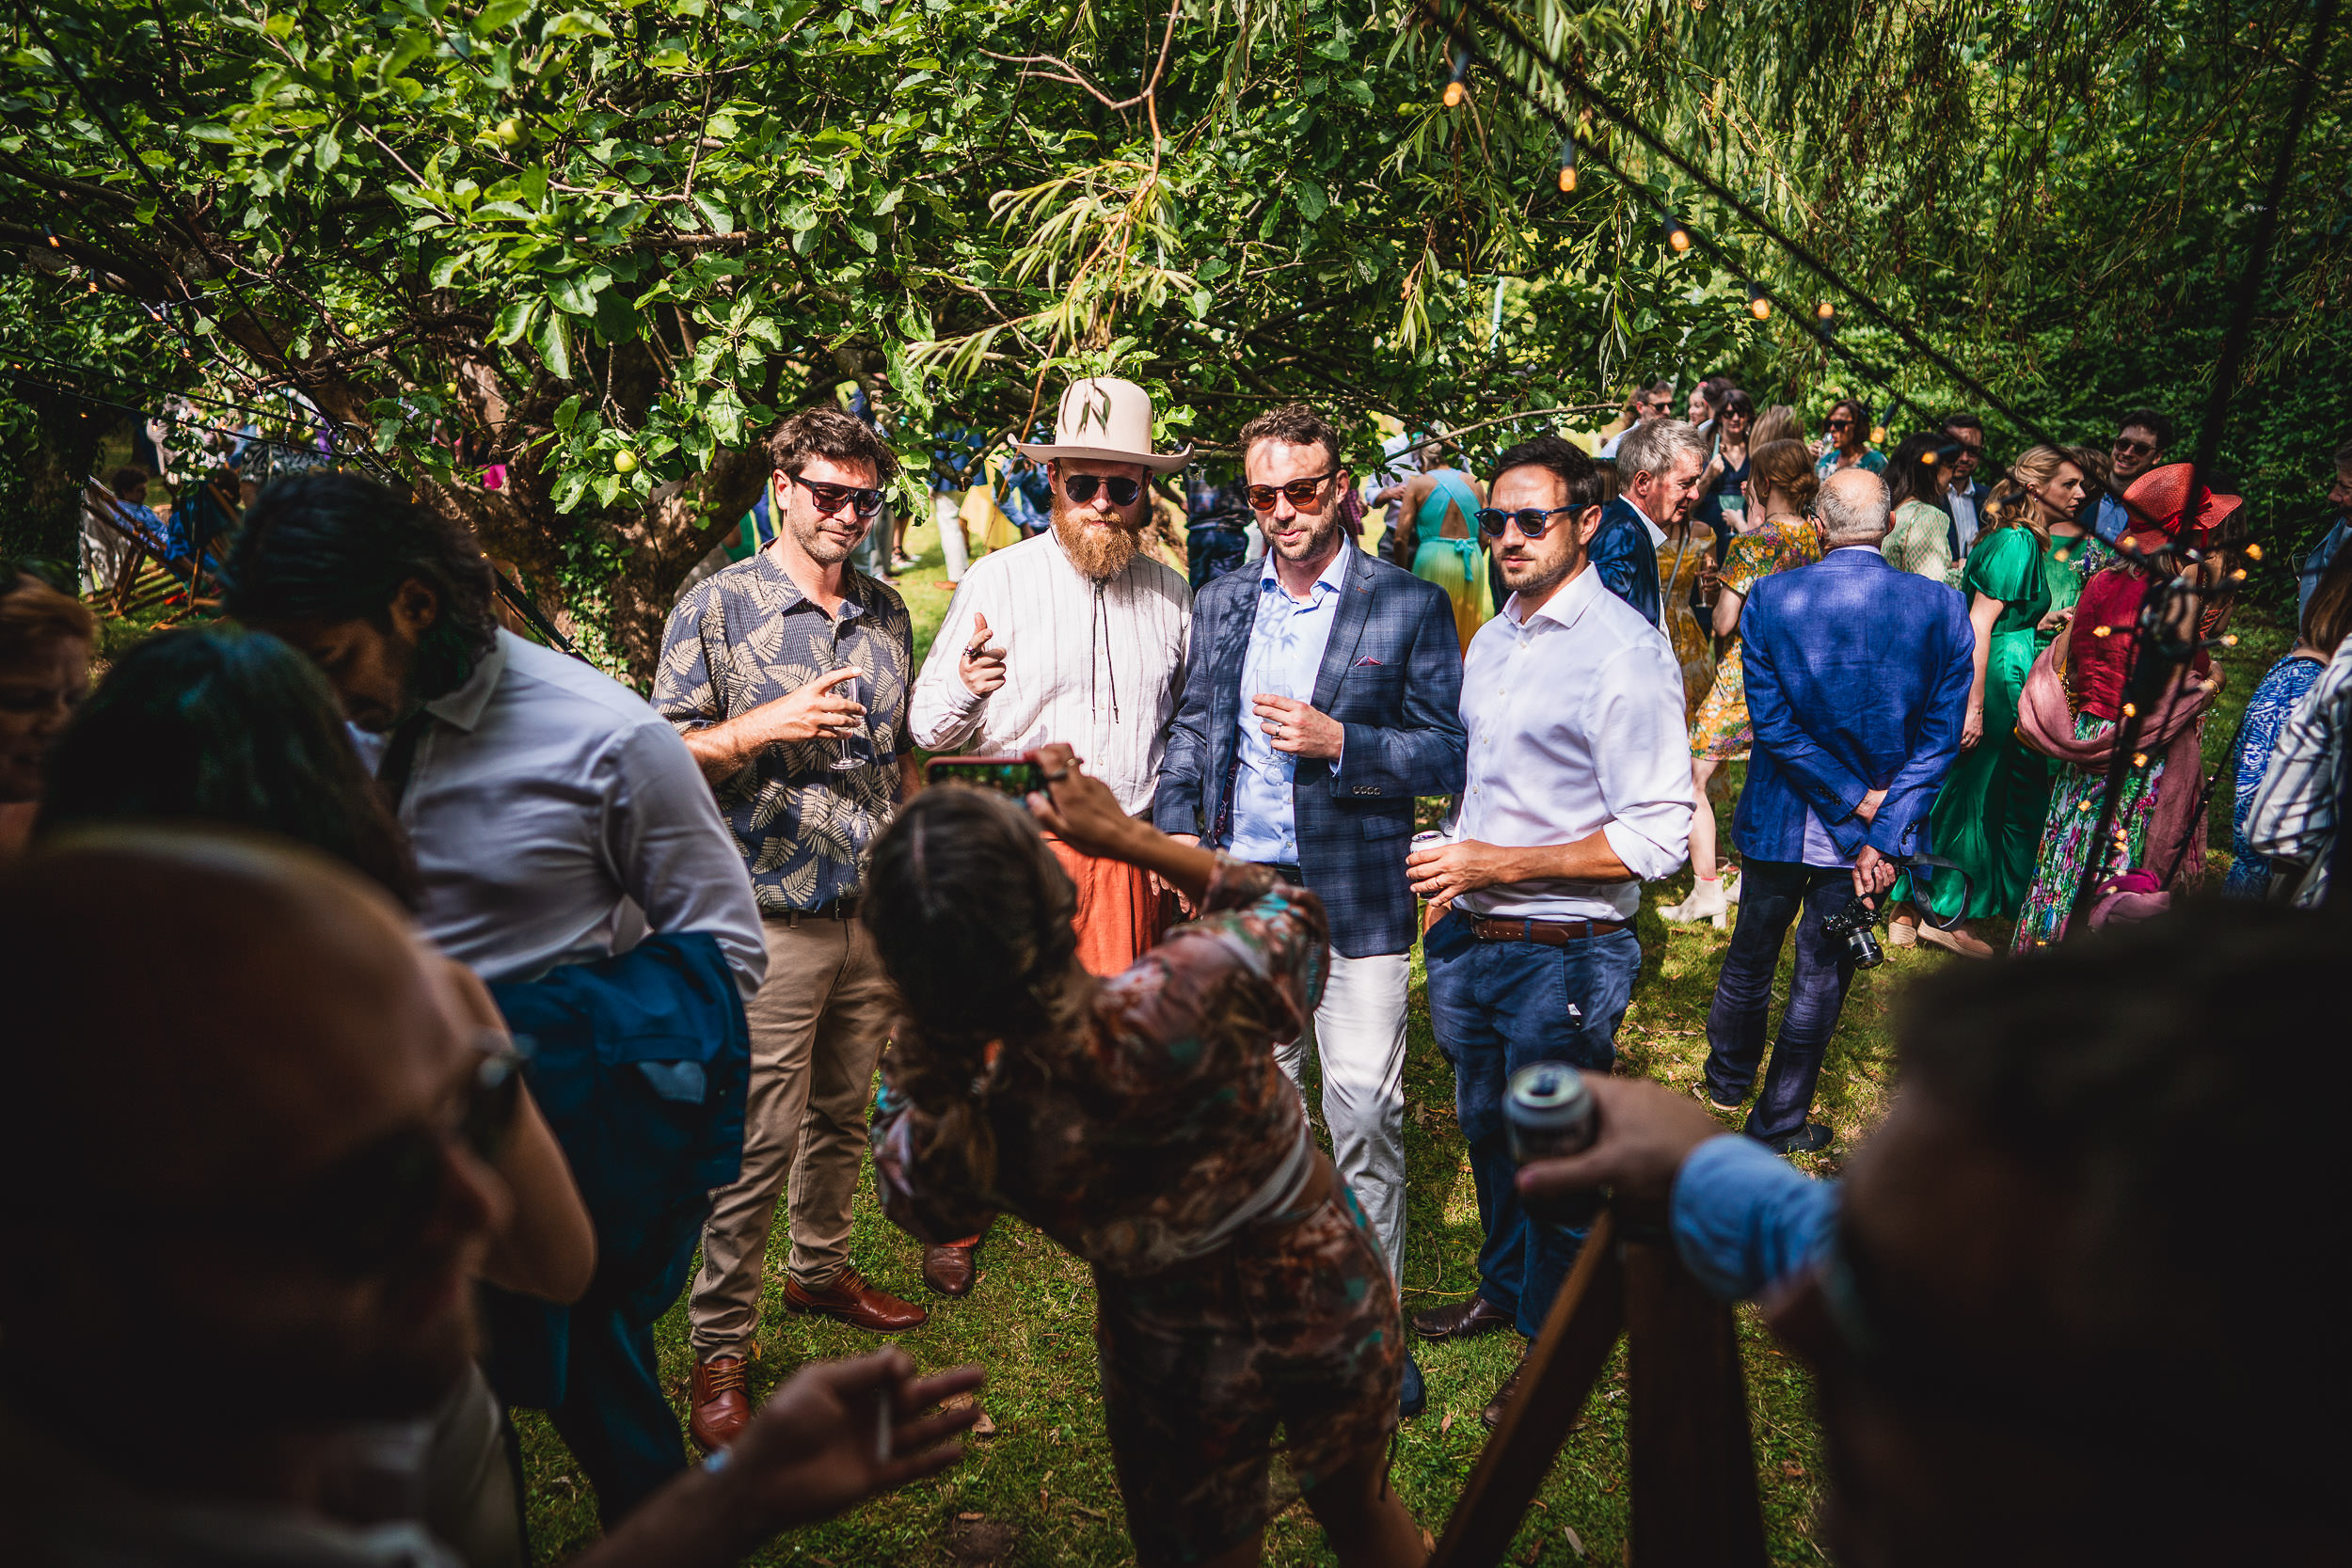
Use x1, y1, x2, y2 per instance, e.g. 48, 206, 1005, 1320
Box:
1621, 495, 1668, 548
1825, 542, 1885, 559
1499, 555, 1607, 635
754, 546, 872, 626
420, 634, 507, 734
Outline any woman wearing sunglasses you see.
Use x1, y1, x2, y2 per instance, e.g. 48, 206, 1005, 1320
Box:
1814, 397, 1887, 481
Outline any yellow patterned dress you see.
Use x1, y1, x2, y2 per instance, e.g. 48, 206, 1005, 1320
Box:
1657, 525, 1715, 721
1688, 516, 1823, 760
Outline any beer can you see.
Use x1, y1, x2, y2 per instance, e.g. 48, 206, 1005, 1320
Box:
1507, 1062, 1603, 1228
1410, 831, 1446, 851
1504, 1062, 1597, 1165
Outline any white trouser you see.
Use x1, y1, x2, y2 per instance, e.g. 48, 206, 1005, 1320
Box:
1274, 948, 1411, 1293
932, 491, 969, 581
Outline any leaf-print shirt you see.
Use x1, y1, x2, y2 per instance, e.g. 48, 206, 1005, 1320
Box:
653, 548, 914, 912
871, 856, 1330, 1277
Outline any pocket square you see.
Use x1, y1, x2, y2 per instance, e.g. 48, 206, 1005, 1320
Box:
1353, 656, 1384, 667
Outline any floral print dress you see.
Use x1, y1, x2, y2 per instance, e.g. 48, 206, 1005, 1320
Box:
1688, 515, 1823, 760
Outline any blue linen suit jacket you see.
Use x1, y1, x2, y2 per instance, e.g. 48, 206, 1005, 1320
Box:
1733, 546, 1975, 863
1591, 497, 1663, 626
1156, 545, 1467, 957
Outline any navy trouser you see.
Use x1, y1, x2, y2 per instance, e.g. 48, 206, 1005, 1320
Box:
1424, 910, 1643, 1338
545, 1295, 688, 1528
1702, 859, 1858, 1142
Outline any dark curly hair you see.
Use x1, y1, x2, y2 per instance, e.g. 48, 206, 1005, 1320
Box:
38, 626, 421, 906
767, 404, 898, 484
222, 470, 499, 703
860, 786, 1084, 1193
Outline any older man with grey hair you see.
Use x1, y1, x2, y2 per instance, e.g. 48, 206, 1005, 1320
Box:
1594, 418, 1708, 626
1698, 466, 1974, 1153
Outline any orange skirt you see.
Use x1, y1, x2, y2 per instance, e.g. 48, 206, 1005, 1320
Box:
1045, 837, 1170, 975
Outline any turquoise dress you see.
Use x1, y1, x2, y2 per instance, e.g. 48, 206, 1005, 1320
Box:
1923, 527, 2052, 923
1410, 469, 1492, 652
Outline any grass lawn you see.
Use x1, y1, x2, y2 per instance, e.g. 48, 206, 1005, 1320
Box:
475, 507, 2285, 1565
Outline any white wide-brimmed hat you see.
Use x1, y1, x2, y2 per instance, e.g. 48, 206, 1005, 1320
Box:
1011, 377, 1192, 474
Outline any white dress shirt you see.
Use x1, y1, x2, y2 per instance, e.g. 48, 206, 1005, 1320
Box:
1946, 482, 1980, 556
1454, 563, 1693, 920
1228, 548, 1348, 863
356, 630, 766, 999
910, 529, 1192, 816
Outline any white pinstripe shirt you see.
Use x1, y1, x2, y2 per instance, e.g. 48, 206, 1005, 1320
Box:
2248, 634, 2352, 906
910, 530, 1192, 815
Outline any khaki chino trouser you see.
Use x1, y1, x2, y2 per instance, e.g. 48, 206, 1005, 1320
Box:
688, 912, 897, 1361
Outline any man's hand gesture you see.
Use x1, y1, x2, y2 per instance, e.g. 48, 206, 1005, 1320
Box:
718, 1348, 983, 1533
1252, 693, 1343, 760
960, 612, 1008, 697
751, 665, 864, 746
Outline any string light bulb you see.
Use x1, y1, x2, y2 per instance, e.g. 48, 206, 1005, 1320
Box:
2122, 703, 2137, 718
1663, 214, 1692, 254
1442, 50, 1469, 107
1869, 424, 1887, 445
2132, 752, 2150, 768
2245, 543, 2264, 562
44, 228, 60, 248
1815, 301, 1836, 322
1745, 279, 1772, 320
1556, 139, 1577, 193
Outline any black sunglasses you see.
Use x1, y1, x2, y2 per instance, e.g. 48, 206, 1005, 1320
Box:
1062, 473, 1142, 507
1245, 470, 1338, 512
1475, 505, 1577, 538
1824, 418, 1855, 430
789, 471, 885, 517
2112, 437, 2156, 457
115, 1033, 530, 1278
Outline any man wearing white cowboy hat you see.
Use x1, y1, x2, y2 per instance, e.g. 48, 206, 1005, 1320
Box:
912, 381, 1193, 884
910, 395, 1193, 1010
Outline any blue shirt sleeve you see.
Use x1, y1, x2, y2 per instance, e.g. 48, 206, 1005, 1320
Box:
1669, 1134, 1840, 1300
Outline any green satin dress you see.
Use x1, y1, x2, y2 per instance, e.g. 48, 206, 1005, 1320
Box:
1924, 526, 2053, 923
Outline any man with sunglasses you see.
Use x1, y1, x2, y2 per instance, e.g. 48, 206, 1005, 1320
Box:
0, 832, 984, 1568
2091, 408, 2173, 545
1156, 403, 1467, 1418
1597, 380, 1675, 460
655, 406, 937, 1455
1518, 901, 2338, 1568
1405, 435, 1693, 1427
1593, 417, 1709, 626
911, 375, 1194, 976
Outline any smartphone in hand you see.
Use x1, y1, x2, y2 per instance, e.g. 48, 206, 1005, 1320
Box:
925, 753, 1044, 797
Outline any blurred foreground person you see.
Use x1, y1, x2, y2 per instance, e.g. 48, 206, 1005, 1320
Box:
867, 749, 1425, 1568
0, 832, 980, 1568
1519, 901, 2343, 1568
0, 563, 93, 854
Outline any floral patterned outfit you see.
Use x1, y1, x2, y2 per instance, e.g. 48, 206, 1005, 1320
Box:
2225, 654, 2328, 895
1688, 516, 1822, 760
871, 856, 1402, 1562
1657, 526, 1715, 720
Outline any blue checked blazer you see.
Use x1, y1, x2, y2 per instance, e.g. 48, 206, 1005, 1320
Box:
1156, 545, 1466, 957
1733, 546, 1975, 863
1591, 497, 1663, 626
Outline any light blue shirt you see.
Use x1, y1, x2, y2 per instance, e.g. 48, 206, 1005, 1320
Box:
2093, 492, 2131, 546
1227, 549, 1349, 863
1671, 1133, 1840, 1300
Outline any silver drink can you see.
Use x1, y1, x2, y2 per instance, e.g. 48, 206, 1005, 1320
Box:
1505, 1061, 1597, 1166
1507, 1062, 1602, 1227
1410, 831, 1446, 851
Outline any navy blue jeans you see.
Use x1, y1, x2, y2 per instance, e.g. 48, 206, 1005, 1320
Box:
1702, 859, 1859, 1142
1424, 910, 1643, 1338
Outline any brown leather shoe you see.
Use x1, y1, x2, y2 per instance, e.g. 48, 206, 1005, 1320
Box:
1412, 1293, 1517, 1342
1481, 1352, 1532, 1431
688, 1354, 751, 1453
784, 1265, 929, 1332
923, 1241, 978, 1298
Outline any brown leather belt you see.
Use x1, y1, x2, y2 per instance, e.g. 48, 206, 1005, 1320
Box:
1470, 915, 1629, 946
